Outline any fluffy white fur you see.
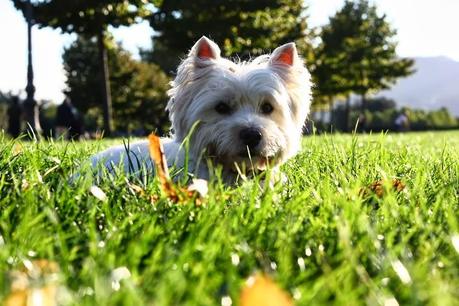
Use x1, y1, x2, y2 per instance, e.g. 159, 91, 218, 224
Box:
89, 36, 312, 183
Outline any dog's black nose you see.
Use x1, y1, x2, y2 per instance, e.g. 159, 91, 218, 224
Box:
239, 128, 262, 149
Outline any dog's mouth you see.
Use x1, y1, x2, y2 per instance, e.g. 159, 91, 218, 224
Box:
236, 152, 276, 170
206, 144, 280, 173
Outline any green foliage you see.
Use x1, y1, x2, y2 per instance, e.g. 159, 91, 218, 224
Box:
12, 0, 152, 33
63, 35, 170, 134
0, 91, 13, 132
329, 101, 459, 132
1, 132, 459, 304
311, 0, 414, 104
365, 97, 396, 112
145, 0, 310, 73
410, 108, 458, 130
12, 0, 154, 135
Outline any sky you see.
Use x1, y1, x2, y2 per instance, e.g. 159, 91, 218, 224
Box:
0, 0, 458, 103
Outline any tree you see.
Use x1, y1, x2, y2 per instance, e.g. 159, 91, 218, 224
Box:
309, 40, 352, 130
311, 0, 414, 130
12, 0, 152, 136
144, 0, 310, 73
63, 35, 170, 134
0, 91, 13, 134
365, 97, 396, 112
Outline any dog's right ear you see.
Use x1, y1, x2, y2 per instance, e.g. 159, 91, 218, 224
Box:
270, 42, 299, 67
189, 36, 221, 61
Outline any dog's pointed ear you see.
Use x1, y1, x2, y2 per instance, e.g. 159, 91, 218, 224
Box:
190, 36, 221, 61
270, 42, 298, 67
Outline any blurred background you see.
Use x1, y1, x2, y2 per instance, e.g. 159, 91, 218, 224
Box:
0, 0, 458, 140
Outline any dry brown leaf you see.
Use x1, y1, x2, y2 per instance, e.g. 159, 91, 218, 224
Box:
361, 179, 406, 198
5, 259, 59, 306
149, 194, 160, 205
148, 133, 179, 201
391, 179, 406, 192
148, 133, 208, 205
240, 274, 293, 306
148, 134, 170, 182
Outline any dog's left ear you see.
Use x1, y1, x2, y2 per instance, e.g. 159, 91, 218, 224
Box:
270, 42, 298, 67
190, 36, 221, 61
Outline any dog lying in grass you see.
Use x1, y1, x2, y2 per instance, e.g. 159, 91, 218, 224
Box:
90, 36, 312, 184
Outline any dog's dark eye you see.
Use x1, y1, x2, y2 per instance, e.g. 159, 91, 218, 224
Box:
260, 102, 274, 115
215, 102, 232, 115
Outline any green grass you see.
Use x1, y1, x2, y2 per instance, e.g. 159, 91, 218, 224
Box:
1, 131, 458, 305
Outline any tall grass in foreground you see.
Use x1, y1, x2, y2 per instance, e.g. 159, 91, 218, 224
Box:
0, 131, 458, 305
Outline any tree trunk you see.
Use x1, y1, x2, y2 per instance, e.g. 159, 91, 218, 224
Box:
97, 28, 113, 136
328, 97, 334, 131
24, 0, 41, 137
23, 99, 41, 136
359, 93, 367, 132
344, 95, 351, 132
320, 106, 326, 123
360, 94, 366, 113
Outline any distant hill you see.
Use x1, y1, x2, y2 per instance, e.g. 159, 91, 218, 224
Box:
378, 56, 459, 116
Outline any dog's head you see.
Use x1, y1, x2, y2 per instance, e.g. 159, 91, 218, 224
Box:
167, 36, 311, 172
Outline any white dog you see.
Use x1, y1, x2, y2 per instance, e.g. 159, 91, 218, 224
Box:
90, 36, 311, 184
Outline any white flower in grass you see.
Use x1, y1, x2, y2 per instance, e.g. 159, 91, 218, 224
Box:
111, 267, 131, 291
187, 178, 209, 197
50, 157, 61, 165
384, 297, 399, 306
451, 234, 459, 254
79, 287, 94, 296
89, 186, 107, 202
21, 179, 29, 190
245, 275, 256, 287
221, 296, 232, 306
36, 171, 43, 184
231, 253, 240, 266
391, 260, 412, 285
297, 257, 305, 271
292, 288, 301, 300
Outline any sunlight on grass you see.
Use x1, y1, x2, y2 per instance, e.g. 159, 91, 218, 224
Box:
0, 131, 458, 305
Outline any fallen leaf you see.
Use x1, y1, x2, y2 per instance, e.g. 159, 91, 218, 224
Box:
148, 134, 170, 182
361, 179, 406, 198
149, 194, 159, 205
240, 274, 293, 306
391, 179, 406, 192
148, 133, 208, 205
5, 259, 59, 306
148, 133, 178, 201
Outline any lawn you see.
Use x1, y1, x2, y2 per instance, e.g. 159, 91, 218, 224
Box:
1, 131, 458, 305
